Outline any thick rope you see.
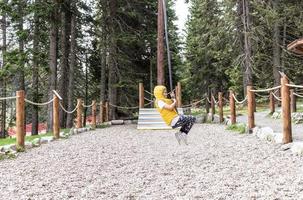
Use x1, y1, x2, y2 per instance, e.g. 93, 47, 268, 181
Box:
60, 101, 80, 114
25, 97, 55, 106
272, 92, 282, 102
232, 94, 248, 104
144, 90, 154, 96
212, 96, 218, 105
293, 92, 303, 98
109, 101, 153, 110
207, 97, 211, 104
0, 96, 18, 101
250, 85, 281, 93
181, 98, 205, 108
82, 102, 94, 108
255, 93, 269, 98
144, 97, 154, 102
286, 84, 303, 89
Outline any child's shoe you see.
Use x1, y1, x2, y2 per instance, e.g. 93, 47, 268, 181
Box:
175, 131, 182, 145
181, 132, 188, 145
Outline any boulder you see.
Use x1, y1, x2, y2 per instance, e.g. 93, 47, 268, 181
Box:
25, 141, 33, 149
32, 138, 41, 147
40, 136, 54, 144
291, 142, 303, 155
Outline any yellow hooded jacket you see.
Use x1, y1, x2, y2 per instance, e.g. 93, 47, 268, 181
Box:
154, 85, 178, 125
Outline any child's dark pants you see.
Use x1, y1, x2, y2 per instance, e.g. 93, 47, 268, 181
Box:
172, 115, 196, 134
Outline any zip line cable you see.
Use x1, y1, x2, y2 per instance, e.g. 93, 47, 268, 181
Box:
162, 0, 173, 92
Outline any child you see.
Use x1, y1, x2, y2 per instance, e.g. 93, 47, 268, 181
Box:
154, 85, 196, 145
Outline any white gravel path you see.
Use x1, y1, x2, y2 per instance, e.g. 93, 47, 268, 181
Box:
1, 124, 303, 200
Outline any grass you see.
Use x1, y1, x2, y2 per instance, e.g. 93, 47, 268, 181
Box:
226, 123, 246, 134
96, 123, 111, 129
0, 128, 70, 146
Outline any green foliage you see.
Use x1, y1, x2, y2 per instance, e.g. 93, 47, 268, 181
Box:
226, 123, 246, 134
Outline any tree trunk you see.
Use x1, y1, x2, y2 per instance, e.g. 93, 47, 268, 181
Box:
59, 0, 71, 128
272, 0, 281, 88
242, 0, 253, 93
66, 1, 77, 128
157, 0, 165, 85
100, 2, 107, 103
108, 0, 118, 120
0, 0, 7, 138
47, 1, 59, 132
31, 0, 40, 135
16, 0, 25, 91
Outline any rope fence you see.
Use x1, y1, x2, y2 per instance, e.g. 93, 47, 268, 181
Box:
232, 94, 248, 104
0, 96, 18, 101
24, 98, 55, 106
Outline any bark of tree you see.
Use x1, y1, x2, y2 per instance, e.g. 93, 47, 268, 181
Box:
31, 0, 40, 135
0, 0, 7, 138
59, 0, 71, 128
47, 1, 59, 131
157, 0, 165, 85
66, 1, 77, 128
108, 0, 117, 120
100, 2, 107, 103
16, 0, 25, 91
272, 0, 281, 88
242, 0, 253, 94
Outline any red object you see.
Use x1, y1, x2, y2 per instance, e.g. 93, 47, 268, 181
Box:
7, 123, 47, 136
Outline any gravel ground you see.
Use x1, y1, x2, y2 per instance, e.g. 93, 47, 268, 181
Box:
1, 124, 303, 200
237, 111, 303, 141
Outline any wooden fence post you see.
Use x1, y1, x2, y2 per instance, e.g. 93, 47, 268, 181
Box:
16, 90, 25, 148
205, 97, 210, 114
105, 101, 109, 122
218, 92, 223, 123
100, 101, 104, 123
290, 89, 296, 113
177, 82, 182, 107
247, 86, 255, 132
269, 92, 275, 114
53, 94, 60, 139
92, 100, 96, 129
76, 99, 83, 128
139, 83, 144, 108
229, 90, 236, 124
281, 75, 292, 144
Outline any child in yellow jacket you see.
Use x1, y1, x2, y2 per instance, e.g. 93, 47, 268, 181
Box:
154, 85, 196, 145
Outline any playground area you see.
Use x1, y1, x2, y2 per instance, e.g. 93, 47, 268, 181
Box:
1, 123, 303, 199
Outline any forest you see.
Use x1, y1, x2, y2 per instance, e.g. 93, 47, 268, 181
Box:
0, 0, 303, 138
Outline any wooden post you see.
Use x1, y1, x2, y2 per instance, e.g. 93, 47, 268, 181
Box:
290, 89, 297, 113
139, 83, 144, 108
76, 99, 83, 128
218, 92, 223, 123
281, 75, 292, 144
269, 92, 275, 114
100, 101, 104, 123
210, 94, 215, 121
53, 94, 60, 139
229, 90, 236, 124
105, 101, 109, 122
16, 90, 25, 148
247, 86, 255, 132
177, 82, 182, 107
92, 100, 96, 129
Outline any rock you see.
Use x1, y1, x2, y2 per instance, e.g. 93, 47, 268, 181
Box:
252, 127, 260, 136
73, 129, 78, 134
272, 112, 281, 119
213, 115, 220, 123
291, 142, 303, 155
60, 132, 68, 138
257, 127, 274, 141
111, 120, 124, 125
0, 146, 4, 152
124, 120, 132, 125
40, 136, 54, 144
69, 128, 74, 135
25, 141, 33, 149
2, 144, 16, 153
32, 138, 41, 147
225, 119, 231, 126
273, 133, 283, 144
281, 143, 292, 151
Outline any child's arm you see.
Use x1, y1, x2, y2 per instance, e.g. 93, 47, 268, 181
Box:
163, 99, 177, 111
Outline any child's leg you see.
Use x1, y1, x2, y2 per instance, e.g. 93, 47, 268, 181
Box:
172, 115, 196, 134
